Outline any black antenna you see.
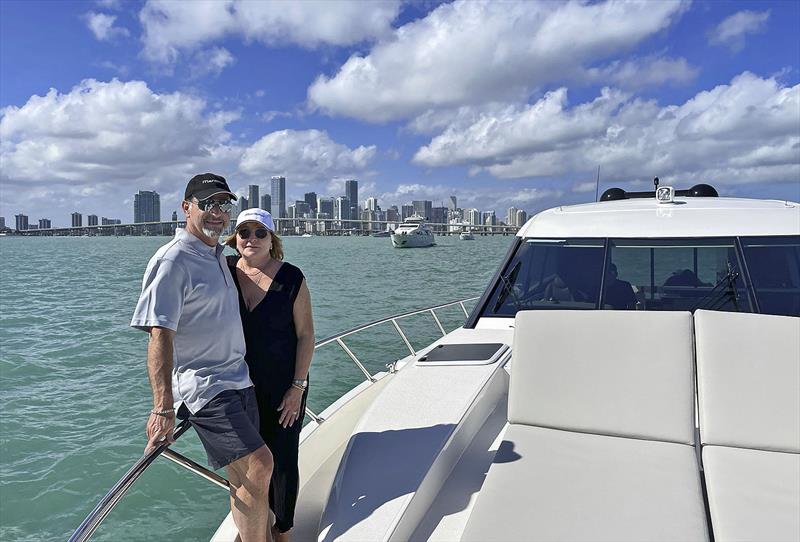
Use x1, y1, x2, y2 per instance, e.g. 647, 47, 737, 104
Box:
594, 165, 601, 202
653, 176, 659, 189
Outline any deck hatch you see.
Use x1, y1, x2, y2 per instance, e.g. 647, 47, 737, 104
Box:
416, 343, 509, 366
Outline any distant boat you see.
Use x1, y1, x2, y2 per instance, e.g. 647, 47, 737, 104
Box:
391, 215, 435, 248
371, 230, 391, 238
460, 229, 475, 240
301, 233, 313, 238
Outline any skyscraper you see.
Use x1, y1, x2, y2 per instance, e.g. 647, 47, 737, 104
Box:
15, 214, 28, 231
260, 194, 271, 212
88, 214, 98, 226
317, 196, 334, 218
304, 192, 317, 213
171, 211, 178, 222
0, 217, 5, 229
515, 209, 528, 228
506, 207, 518, 226
271, 176, 286, 220
38, 218, 51, 229
134, 190, 160, 223
345, 179, 358, 227
248, 185, 259, 210
71, 212, 82, 227
334, 196, 350, 228
366, 197, 378, 212
401, 204, 414, 220
449, 196, 458, 210
412, 200, 432, 220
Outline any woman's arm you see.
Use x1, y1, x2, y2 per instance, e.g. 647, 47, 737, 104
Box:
277, 278, 315, 428
292, 278, 314, 381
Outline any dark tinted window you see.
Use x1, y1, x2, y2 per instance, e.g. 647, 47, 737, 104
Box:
741, 236, 800, 316
484, 239, 605, 316
608, 238, 750, 313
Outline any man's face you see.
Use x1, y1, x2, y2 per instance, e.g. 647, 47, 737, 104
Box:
183, 194, 232, 244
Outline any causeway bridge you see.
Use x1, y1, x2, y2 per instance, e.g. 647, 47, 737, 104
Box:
11, 218, 519, 237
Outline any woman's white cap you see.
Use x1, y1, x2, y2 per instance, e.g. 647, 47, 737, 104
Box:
235, 208, 275, 232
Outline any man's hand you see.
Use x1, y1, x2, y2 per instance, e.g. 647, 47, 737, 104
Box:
145, 412, 175, 454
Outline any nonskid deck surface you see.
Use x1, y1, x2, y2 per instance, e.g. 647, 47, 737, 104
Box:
211, 327, 513, 542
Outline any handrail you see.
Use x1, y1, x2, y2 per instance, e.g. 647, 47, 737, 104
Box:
68, 295, 478, 541
68, 420, 193, 542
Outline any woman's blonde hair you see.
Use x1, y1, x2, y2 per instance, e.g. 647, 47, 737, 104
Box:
225, 225, 284, 261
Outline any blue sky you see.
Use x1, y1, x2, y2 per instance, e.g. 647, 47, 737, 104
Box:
1, 0, 798, 226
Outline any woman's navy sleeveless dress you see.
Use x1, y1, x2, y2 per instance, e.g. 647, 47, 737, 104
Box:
229, 256, 309, 533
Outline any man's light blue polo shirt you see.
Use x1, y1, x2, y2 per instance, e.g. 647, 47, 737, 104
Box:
131, 228, 252, 414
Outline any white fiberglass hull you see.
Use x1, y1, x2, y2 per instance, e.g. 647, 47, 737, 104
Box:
391, 232, 435, 248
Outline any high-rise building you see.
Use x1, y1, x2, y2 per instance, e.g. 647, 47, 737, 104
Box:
431, 206, 448, 233
366, 197, 378, 212
515, 209, 528, 228
506, 207, 518, 226
134, 190, 160, 223
334, 196, 350, 228
171, 211, 178, 222
15, 214, 28, 230
0, 217, 5, 229
304, 192, 317, 213
38, 218, 51, 229
401, 204, 414, 220
317, 196, 334, 218
482, 211, 496, 226
102, 217, 121, 225
412, 200, 432, 219
271, 176, 286, 220
88, 214, 98, 226
449, 196, 458, 210
260, 194, 272, 212
71, 212, 83, 227
345, 179, 358, 211
248, 185, 259, 210
466, 208, 481, 225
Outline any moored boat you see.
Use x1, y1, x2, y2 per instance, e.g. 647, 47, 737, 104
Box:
390, 215, 435, 248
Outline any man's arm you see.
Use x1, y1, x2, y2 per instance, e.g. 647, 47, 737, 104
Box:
145, 326, 176, 454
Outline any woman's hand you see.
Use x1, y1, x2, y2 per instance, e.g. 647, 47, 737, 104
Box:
277, 386, 304, 428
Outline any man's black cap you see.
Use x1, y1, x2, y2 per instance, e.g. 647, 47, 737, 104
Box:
185, 173, 237, 201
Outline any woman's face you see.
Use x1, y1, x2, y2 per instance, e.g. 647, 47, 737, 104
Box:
236, 221, 272, 259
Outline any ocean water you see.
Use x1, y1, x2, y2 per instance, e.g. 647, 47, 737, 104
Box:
0, 233, 513, 541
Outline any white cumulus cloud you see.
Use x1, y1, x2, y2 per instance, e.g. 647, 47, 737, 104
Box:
308, 0, 689, 122
139, 0, 401, 65
239, 129, 376, 184
190, 47, 236, 78
709, 10, 770, 52
84, 12, 130, 41
413, 72, 800, 190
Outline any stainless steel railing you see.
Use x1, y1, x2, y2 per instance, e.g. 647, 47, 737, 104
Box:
68, 296, 477, 541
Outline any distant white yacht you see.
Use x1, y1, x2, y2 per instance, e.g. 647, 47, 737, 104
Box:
391, 215, 435, 248
459, 228, 475, 240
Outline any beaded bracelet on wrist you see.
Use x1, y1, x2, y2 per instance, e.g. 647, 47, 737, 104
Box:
151, 408, 175, 417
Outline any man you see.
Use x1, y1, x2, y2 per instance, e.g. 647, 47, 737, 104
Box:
131, 173, 273, 542
603, 262, 638, 310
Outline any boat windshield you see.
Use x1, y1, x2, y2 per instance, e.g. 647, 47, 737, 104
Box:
482, 235, 800, 317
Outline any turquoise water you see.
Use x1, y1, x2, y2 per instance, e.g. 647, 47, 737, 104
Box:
0, 234, 512, 541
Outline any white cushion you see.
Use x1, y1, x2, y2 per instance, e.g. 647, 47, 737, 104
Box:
703, 445, 800, 542
509, 310, 695, 444
461, 425, 709, 542
695, 310, 800, 452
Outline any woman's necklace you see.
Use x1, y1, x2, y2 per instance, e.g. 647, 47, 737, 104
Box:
238, 260, 275, 289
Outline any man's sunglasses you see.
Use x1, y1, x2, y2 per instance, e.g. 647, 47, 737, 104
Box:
194, 198, 234, 212
237, 227, 269, 239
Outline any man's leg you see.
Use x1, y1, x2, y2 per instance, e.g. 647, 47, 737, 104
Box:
226, 444, 274, 542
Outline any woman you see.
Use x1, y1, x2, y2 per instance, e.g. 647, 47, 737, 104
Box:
225, 208, 314, 542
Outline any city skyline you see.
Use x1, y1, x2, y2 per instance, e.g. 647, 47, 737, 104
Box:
1, 1, 798, 225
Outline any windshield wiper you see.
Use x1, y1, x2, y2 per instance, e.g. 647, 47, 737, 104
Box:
493, 262, 523, 313
692, 262, 741, 312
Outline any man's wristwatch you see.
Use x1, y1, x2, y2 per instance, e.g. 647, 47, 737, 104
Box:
292, 378, 308, 390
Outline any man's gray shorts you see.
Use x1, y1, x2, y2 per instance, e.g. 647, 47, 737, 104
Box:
177, 387, 264, 470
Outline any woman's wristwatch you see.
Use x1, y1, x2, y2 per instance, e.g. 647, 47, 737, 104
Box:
292, 378, 308, 390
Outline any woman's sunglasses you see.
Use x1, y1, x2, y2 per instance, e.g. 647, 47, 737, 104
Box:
237, 227, 269, 239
